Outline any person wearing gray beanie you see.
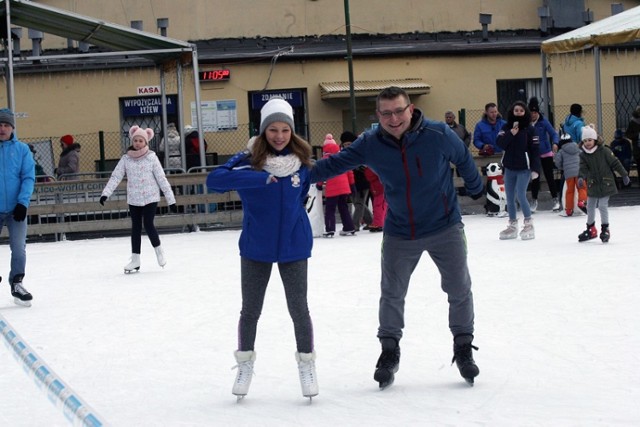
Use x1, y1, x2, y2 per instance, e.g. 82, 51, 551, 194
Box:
0, 107, 35, 306
259, 98, 295, 134
0, 108, 15, 128
206, 97, 319, 399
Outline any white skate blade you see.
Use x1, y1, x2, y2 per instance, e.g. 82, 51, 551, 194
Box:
124, 268, 140, 274
14, 297, 32, 307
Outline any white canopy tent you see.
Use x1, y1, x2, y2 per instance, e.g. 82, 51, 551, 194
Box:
540, 5, 640, 133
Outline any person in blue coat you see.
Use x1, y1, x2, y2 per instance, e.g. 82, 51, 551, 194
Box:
563, 103, 585, 143
473, 102, 507, 155
528, 97, 560, 211
311, 86, 484, 388
0, 108, 35, 307
206, 98, 318, 399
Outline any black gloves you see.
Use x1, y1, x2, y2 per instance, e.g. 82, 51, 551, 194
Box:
13, 204, 27, 222
169, 204, 178, 213
99, 196, 107, 206
470, 191, 484, 200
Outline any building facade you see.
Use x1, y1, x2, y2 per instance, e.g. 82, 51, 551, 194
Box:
2, 0, 639, 174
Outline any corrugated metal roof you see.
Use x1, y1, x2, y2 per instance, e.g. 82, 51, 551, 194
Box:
319, 79, 430, 99
1, 0, 193, 63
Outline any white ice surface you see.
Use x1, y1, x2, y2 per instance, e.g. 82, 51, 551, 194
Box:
1, 206, 639, 426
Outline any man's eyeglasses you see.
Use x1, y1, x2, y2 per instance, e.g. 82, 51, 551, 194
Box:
378, 104, 411, 119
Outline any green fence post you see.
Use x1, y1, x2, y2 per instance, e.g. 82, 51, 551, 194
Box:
459, 108, 467, 127
99, 131, 105, 171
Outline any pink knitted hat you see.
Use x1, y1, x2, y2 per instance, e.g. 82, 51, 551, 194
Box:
129, 125, 154, 145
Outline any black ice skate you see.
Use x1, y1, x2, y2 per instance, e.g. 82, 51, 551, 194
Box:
10, 274, 32, 307
452, 334, 479, 385
578, 223, 598, 242
600, 224, 610, 243
374, 339, 400, 389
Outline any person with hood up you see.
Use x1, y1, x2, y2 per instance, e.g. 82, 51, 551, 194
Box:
100, 125, 177, 273
0, 108, 35, 306
317, 133, 356, 237
577, 124, 630, 243
158, 123, 182, 170
554, 133, 587, 217
563, 103, 585, 143
496, 101, 541, 240
56, 134, 81, 180
310, 86, 484, 389
206, 97, 319, 400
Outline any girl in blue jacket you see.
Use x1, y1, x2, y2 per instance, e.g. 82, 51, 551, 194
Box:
206, 98, 318, 400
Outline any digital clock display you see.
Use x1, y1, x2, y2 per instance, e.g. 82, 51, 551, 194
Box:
200, 69, 231, 81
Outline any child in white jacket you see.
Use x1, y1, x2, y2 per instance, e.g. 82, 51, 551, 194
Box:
100, 125, 177, 272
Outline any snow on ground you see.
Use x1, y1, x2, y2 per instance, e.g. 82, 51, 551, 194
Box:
1, 206, 639, 426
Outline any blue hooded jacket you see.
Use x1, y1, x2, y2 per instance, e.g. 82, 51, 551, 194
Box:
563, 114, 585, 143
0, 133, 35, 213
206, 147, 312, 263
311, 110, 483, 240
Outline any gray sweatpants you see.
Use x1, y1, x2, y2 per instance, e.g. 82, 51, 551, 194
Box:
377, 222, 475, 341
586, 195, 610, 225
238, 257, 314, 353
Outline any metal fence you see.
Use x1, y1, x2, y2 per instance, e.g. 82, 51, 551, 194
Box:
19, 103, 630, 176
21, 121, 345, 177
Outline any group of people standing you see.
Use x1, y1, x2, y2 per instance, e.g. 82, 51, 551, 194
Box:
316, 131, 387, 237
466, 98, 634, 242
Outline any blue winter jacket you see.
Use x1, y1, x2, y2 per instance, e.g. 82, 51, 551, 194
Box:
473, 117, 507, 153
563, 114, 585, 143
0, 134, 35, 213
532, 115, 559, 155
206, 149, 312, 263
310, 110, 483, 240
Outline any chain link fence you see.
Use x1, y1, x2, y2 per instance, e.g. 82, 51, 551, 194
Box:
22, 121, 344, 177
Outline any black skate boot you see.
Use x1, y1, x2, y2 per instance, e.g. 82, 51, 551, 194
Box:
374, 337, 400, 389
600, 224, 610, 243
452, 334, 479, 385
10, 274, 32, 307
578, 222, 598, 242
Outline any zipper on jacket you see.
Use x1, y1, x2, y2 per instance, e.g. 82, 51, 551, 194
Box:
401, 145, 416, 239
415, 156, 423, 177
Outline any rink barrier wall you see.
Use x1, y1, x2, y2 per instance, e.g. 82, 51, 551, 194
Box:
0, 314, 108, 427
4, 157, 526, 239
3, 172, 244, 238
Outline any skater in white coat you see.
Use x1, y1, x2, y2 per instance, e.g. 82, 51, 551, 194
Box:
100, 125, 177, 272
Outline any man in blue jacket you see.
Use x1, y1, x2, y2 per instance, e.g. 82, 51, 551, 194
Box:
0, 108, 35, 306
311, 87, 483, 388
473, 102, 507, 155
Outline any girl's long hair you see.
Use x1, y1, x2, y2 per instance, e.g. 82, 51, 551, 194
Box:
250, 132, 313, 170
